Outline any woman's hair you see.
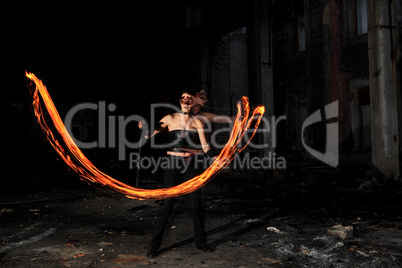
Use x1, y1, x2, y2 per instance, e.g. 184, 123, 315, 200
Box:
180, 88, 196, 96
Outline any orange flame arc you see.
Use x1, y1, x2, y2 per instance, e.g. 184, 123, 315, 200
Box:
26, 71, 265, 200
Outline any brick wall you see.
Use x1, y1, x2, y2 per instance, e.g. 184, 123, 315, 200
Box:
210, 27, 249, 116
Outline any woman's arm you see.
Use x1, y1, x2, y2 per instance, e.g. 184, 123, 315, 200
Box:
193, 118, 211, 153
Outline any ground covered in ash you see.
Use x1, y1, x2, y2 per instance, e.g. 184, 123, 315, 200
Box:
1, 161, 402, 267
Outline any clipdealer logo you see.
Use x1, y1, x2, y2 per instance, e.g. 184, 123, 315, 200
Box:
62, 100, 339, 169
301, 100, 339, 167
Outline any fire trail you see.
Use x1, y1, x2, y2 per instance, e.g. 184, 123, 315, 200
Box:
26, 71, 265, 200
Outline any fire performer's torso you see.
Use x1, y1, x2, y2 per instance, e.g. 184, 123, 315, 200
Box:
167, 129, 202, 155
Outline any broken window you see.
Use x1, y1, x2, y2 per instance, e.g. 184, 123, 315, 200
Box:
298, 14, 306, 51
356, 0, 368, 35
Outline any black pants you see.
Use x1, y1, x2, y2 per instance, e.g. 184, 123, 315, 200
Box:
149, 155, 206, 249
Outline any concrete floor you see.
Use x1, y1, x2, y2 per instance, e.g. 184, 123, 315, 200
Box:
1, 168, 402, 267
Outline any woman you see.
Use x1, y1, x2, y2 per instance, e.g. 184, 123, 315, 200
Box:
139, 89, 214, 257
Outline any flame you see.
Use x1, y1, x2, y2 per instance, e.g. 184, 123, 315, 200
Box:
25, 71, 265, 200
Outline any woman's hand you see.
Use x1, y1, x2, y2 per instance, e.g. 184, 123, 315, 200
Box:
138, 120, 150, 139
138, 120, 146, 129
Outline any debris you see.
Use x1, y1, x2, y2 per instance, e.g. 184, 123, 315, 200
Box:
300, 247, 310, 255
355, 250, 370, 257
171, 225, 176, 229
0, 208, 15, 214
98, 241, 113, 246
327, 225, 353, 240
73, 254, 87, 258
243, 218, 260, 224
267, 226, 288, 234
29, 209, 41, 212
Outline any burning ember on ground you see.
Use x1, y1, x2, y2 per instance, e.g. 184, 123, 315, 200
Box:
25, 71, 265, 200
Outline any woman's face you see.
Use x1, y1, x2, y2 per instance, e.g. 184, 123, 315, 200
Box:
195, 89, 207, 107
179, 93, 194, 113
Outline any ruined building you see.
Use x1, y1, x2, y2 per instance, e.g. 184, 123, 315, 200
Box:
171, 0, 402, 182
10, 0, 402, 183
